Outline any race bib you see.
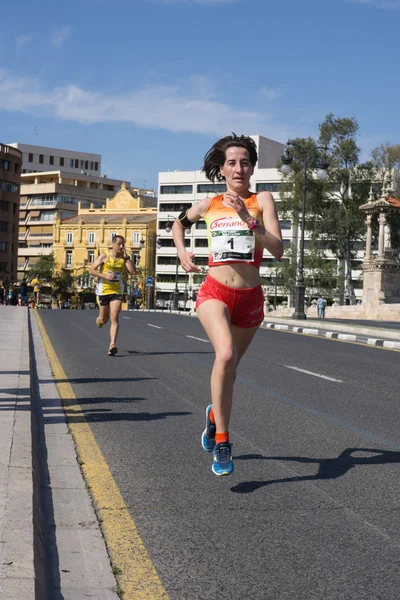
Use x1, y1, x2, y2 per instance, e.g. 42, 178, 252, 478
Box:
210, 228, 255, 262
107, 271, 121, 282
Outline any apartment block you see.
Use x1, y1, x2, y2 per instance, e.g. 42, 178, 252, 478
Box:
0, 143, 22, 282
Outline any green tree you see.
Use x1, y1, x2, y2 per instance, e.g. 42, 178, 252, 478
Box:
279, 114, 373, 305
27, 252, 76, 302
27, 252, 56, 282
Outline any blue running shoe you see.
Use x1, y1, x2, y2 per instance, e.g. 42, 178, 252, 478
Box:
201, 404, 216, 452
212, 442, 234, 476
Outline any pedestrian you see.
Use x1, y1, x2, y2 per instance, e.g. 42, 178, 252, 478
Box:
30, 274, 42, 306
0, 281, 4, 306
19, 279, 28, 306
317, 295, 326, 319
89, 235, 136, 356
172, 133, 283, 476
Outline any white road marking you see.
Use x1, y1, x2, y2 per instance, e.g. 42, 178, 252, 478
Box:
122, 317, 131, 320
147, 324, 162, 329
285, 365, 343, 383
186, 335, 210, 343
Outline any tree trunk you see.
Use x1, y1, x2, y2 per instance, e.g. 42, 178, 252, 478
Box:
345, 247, 356, 305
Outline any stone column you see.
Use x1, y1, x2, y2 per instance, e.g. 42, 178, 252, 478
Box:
378, 212, 386, 259
365, 215, 373, 258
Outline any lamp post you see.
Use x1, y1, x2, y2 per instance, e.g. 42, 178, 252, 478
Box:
281, 140, 330, 320
138, 234, 161, 310
165, 214, 191, 311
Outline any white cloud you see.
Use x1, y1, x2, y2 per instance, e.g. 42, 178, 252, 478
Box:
346, 0, 400, 9
0, 69, 292, 140
51, 26, 72, 47
15, 35, 32, 52
260, 87, 283, 100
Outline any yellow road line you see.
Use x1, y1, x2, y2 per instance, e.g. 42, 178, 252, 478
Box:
34, 311, 169, 600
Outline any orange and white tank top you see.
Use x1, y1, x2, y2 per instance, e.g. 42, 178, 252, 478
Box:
203, 194, 263, 268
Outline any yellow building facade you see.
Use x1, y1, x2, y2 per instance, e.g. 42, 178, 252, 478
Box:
53, 184, 157, 308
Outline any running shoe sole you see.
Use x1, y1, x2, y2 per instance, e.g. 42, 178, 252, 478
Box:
108, 346, 118, 356
201, 404, 215, 452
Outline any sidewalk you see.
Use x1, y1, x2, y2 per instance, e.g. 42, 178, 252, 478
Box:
0, 306, 33, 599
0, 307, 119, 600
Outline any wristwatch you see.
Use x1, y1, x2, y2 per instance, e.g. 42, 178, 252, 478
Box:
248, 218, 260, 231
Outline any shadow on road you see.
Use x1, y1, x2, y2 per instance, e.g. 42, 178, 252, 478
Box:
231, 448, 400, 494
126, 350, 213, 356
45, 409, 192, 424
39, 377, 156, 385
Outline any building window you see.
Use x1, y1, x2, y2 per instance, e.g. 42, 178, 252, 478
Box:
39, 154, 44, 164
195, 221, 207, 230
0, 261, 7, 271
1, 181, 19, 193
110, 231, 118, 242
66, 231, 73, 245
197, 183, 226, 194
94, 162, 99, 171
28, 153, 33, 162
74, 159, 79, 168
66, 250, 73, 267
2, 160, 10, 171
0, 221, 8, 231
49, 155, 54, 166
90, 161, 94, 170
160, 185, 193, 194
132, 232, 140, 245
70, 159, 74, 168
60, 157, 64, 167
85, 160, 89, 170
0, 201, 9, 211
0, 241, 8, 251
159, 202, 191, 212
88, 231, 95, 245
80, 160, 84, 168
279, 220, 292, 230
256, 183, 280, 192
88, 250, 95, 263
195, 238, 208, 247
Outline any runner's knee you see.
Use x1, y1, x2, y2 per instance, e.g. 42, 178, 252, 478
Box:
215, 346, 237, 370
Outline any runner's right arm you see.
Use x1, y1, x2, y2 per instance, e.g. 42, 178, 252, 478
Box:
88, 253, 114, 280
172, 197, 212, 273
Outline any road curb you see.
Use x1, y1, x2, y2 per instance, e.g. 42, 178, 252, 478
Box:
262, 321, 400, 349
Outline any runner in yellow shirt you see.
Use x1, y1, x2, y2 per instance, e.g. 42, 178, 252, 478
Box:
89, 235, 135, 356
30, 275, 42, 306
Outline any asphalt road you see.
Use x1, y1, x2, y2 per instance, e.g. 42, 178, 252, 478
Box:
38, 310, 400, 600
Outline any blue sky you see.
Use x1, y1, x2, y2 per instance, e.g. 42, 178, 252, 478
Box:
1, 0, 399, 190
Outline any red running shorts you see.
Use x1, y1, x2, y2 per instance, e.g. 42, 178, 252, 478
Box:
196, 275, 264, 328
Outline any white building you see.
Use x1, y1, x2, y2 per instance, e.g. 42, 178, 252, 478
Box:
156, 135, 363, 310
8, 143, 102, 177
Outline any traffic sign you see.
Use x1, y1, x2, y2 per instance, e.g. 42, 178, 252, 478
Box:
146, 276, 154, 286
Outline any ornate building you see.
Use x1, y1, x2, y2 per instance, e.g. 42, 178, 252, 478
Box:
53, 184, 157, 307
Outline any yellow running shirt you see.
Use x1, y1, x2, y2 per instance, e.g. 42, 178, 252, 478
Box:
96, 250, 126, 296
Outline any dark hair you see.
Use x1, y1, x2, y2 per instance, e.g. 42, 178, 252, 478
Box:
202, 133, 258, 182
112, 234, 125, 243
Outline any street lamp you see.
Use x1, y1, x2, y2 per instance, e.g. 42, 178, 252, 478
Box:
280, 140, 330, 320
164, 215, 190, 311
137, 234, 161, 309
